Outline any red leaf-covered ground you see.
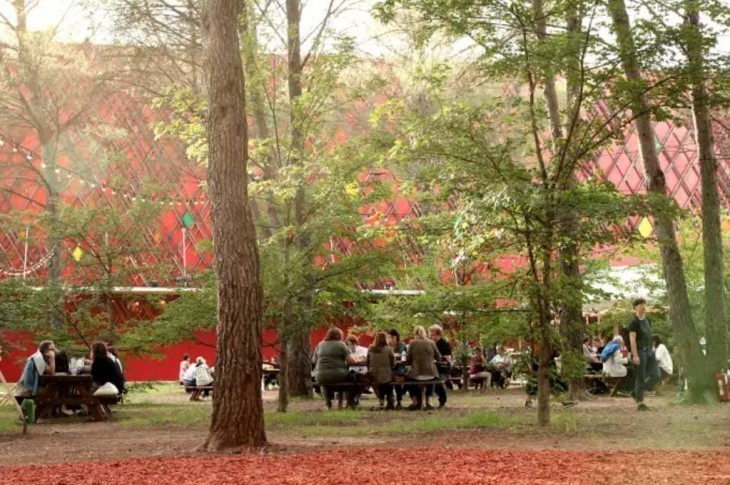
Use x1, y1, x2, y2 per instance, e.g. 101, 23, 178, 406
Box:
2, 447, 729, 485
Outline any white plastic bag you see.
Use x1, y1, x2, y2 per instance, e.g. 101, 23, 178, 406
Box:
93, 382, 119, 396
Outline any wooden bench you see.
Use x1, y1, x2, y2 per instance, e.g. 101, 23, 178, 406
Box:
584, 374, 625, 397
317, 379, 447, 410
185, 385, 213, 401
36, 374, 121, 421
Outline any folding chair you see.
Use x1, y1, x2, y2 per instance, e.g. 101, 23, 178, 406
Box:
0, 369, 27, 434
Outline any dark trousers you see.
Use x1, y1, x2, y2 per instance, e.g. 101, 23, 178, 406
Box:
394, 384, 405, 404
376, 384, 394, 406
635, 348, 661, 402
433, 374, 447, 405
407, 378, 435, 405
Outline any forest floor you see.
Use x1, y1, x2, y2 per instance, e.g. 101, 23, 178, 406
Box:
1, 383, 729, 484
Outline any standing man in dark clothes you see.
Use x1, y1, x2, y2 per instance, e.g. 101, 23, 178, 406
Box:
628, 298, 660, 411
428, 325, 452, 409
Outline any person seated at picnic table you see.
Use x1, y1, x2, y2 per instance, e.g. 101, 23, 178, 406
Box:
313, 327, 358, 409
179, 354, 191, 384
90, 342, 125, 395
405, 325, 442, 411
488, 346, 512, 388
469, 353, 491, 390
345, 335, 368, 362
367, 331, 395, 410
193, 357, 214, 399
54, 349, 70, 374
388, 329, 408, 409
582, 336, 602, 373
652, 335, 673, 387
107, 345, 124, 374
601, 335, 628, 378
14, 340, 56, 404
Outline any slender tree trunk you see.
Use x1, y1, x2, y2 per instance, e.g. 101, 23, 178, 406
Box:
284, 0, 314, 398
608, 0, 713, 401
532, 0, 587, 401
199, 0, 267, 451
41, 139, 64, 330
561, 5, 589, 402
536, 334, 553, 427
685, 6, 728, 374
14, 0, 64, 329
277, 335, 290, 412
286, 325, 313, 396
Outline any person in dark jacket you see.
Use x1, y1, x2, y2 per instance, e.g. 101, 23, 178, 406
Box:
90, 342, 125, 393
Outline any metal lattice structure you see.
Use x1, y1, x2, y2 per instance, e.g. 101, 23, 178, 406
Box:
0, 89, 212, 285
2, 87, 730, 284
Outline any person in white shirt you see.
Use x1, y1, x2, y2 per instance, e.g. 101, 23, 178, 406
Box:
602, 335, 628, 378
345, 335, 368, 362
652, 335, 673, 384
489, 346, 512, 388
179, 354, 191, 384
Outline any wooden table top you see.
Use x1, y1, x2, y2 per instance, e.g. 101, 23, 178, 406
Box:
39, 373, 92, 383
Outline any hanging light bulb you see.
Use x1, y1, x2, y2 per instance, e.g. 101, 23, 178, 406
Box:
0, 139, 5, 146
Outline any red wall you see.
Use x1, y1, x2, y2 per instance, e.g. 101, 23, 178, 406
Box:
0, 326, 367, 382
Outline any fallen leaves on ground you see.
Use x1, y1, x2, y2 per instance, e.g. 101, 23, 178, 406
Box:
2, 447, 729, 484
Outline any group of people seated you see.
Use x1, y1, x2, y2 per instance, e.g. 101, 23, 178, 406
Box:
179, 354, 214, 400
468, 345, 513, 390
14, 340, 126, 416
312, 324, 453, 411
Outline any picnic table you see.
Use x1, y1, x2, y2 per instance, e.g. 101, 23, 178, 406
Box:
36, 374, 118, 421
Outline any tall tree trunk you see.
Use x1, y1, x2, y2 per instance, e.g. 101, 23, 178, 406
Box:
608, 0, 713, 402
685, 5, 728, 374
532, 0, 587, 401
561, 4, 589, 402
285, 0, 313, 398
536, 334, 553, 427
241, 4, 281, 239
14, 0, 63, 329
41, 139, 64, 330
277, 335, 290, 412
286, 324, 313, 396
199, 0, 267, 451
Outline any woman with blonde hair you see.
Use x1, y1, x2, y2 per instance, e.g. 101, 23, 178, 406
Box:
405, 325, 441, 410
367, 331, 395, 410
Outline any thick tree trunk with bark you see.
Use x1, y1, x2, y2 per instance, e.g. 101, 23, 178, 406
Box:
686, 7, 728, 374
199, 0, 267, 451
608, 0, 713, 401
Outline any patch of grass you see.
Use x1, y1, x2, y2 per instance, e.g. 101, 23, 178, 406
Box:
550, 411, 580, 433
385, 410, 510, 434
0, 406, 23, 433
119, 403, 211, 427
266, 409, 363, 428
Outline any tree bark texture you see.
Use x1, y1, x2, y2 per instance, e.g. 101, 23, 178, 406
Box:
200, 0, 267, 450
286, 326, 313, 396
536, 340, 553, 427
277, 335, 290, 412
608, 0, 713, 400
686, 7, 728, 374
